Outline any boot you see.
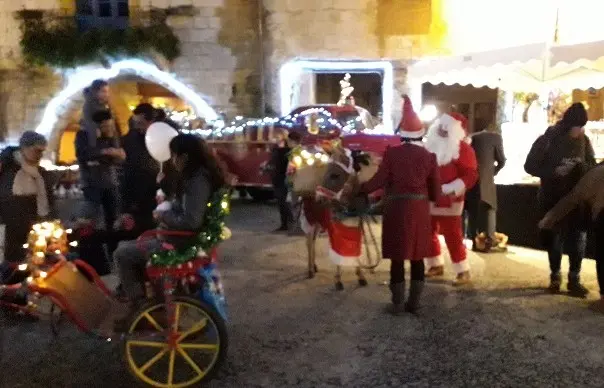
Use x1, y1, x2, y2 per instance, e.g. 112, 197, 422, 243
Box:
425, 266, 444, 278
567, 273, 589, 298
387, 282, 404, 315
547, 272, 561, 294
405, 280, 424, 314
453, 271, 471, 286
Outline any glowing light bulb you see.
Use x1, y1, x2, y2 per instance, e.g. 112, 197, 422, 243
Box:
18, 264, 28, 271
26, 276, 33, 283
39, 271, 47, 279
307, 158, 315, 166
69, 241, 78, 247
320, 155, 330, 163
53, 229, 63, 239
55, 250, 61, 254
314, 153, 322, 159
221, 201, 228, 210
300, 150, 310, 159
36, 252, 44, 258
66, 229, 73, 234
23, 244, 29, 249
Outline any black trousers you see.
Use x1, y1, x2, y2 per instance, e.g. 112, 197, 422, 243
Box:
390, 260, 425, 284
595, 212, 604, 296
273, 183, 292, 228
543, 227, 586, 277
467, 200, 496, 240
82, 186, 120, 255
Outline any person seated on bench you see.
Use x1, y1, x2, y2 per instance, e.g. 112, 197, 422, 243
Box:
113, 134, 225, 307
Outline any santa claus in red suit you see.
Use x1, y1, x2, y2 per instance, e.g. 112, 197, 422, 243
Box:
424, 113, 478, 285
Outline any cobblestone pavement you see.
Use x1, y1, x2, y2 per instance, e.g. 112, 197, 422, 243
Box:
1, 201, 603, 388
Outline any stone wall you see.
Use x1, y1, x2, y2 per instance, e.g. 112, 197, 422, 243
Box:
0, 0, 418, 149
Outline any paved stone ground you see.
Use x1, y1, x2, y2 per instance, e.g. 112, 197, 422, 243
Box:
1, 201, 603, 388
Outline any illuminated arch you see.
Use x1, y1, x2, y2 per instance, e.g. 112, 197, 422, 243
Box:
36, 59, 219, 156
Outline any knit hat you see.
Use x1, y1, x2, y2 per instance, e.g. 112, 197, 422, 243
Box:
19, 131, 47, 148
561, 102, 588, 128
398, 95, 424, 138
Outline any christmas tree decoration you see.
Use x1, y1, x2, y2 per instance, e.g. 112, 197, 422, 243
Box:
150, 188, 232, 267
23, 221, 74, 278
337, 73, 355, 106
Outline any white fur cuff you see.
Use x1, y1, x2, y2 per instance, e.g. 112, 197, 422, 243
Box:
452, 259, 470, 274
443, 178, 466, 196
425, 256, 444, 267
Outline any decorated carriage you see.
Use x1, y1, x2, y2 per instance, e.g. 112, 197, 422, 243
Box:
0, 189, 231, 388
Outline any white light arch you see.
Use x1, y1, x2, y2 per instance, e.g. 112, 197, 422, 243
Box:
36, 59, 219, 156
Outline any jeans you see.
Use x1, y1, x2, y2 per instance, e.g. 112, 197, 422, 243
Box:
114, 238, 163, 301
273, 183, 292, 228
546, 228, 586, 278
390, 260, 425, 284
82, 186, 119, 233
467, 201, 496, 240
595, 213, 604, 296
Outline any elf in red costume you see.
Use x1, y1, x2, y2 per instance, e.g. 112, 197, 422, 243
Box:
424, 113, 478, 285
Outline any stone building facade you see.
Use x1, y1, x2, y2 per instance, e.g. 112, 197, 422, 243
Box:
0, 0, 444, 157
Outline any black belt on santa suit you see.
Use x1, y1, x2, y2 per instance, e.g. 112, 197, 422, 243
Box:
386, 193, 428, 201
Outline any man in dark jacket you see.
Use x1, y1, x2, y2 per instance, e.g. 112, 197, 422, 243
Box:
0, 132, 56, 303
268, 131, 300, 232
466, 126, 506, 252
119, 103, 178, 236
524, 102, 596, 296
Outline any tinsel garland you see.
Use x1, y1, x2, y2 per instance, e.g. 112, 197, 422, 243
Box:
150, 188, 231, 266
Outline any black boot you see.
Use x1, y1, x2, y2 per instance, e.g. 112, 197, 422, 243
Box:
387, 282, 404, 315
547, 272, 561, 294
405, 280, 424, 314
568, 273, 589, 298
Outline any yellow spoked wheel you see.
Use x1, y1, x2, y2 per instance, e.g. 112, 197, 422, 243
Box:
124, 297, 228, 388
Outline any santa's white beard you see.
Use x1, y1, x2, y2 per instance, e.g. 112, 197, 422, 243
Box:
425, 133, 462, 166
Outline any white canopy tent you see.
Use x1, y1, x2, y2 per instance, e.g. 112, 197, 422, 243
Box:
408, 40, 604, 92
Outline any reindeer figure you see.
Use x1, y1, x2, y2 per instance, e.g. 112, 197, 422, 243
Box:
291, 144, 378, 290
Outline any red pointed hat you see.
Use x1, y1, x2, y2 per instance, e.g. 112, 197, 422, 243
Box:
398, 95, 424, 138
448, 112, 468, 134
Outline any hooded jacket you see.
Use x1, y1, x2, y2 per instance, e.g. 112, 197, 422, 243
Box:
525, 123, 596, 213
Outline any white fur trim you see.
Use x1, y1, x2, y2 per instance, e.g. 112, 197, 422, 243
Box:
398, 128, 425, 138
430, 201, 464, 216
425, 256, 444, 267
329, 248, 360, 267
299, 207, 313, 234
452, 259, 470, 274
442, 178, 466, 196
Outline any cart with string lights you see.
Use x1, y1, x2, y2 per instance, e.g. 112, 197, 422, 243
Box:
0, 190, 232, 388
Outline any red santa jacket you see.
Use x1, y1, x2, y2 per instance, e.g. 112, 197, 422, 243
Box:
431, 141, 478, 216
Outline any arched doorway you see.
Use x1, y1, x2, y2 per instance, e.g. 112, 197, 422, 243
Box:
36, 59, 219, 161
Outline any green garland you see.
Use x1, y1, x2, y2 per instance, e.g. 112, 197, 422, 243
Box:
17, 11, 181, 68
150, 188, 231, 267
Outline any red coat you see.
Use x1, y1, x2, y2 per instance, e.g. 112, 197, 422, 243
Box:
360, 143, 441, 261
431, 141, 478, 216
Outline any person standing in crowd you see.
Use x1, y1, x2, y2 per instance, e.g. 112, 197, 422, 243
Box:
357, 95, 441, 314
539, 162, 604, 313
267, 131, 299, 232
0, 132, 56, 301
80, 80, 112, 148
466, 124, 506, 252
525, 102, 596, 296
119, 103, 163, 235
75, 110, 125, 234
423, 113, 478, 285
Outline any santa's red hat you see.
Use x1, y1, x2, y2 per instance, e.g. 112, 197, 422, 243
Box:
448, 112, 468, 134
398, 95, 424, 138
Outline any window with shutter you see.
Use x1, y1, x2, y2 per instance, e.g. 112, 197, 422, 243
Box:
76, 0, 129, 31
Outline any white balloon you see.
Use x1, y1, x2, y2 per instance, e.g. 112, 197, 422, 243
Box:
145, 122, 179, 162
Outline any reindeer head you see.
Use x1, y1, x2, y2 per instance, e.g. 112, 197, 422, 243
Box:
316, 147, 378, 205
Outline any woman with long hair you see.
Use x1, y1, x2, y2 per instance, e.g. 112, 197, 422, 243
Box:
113, 133, 225, 307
